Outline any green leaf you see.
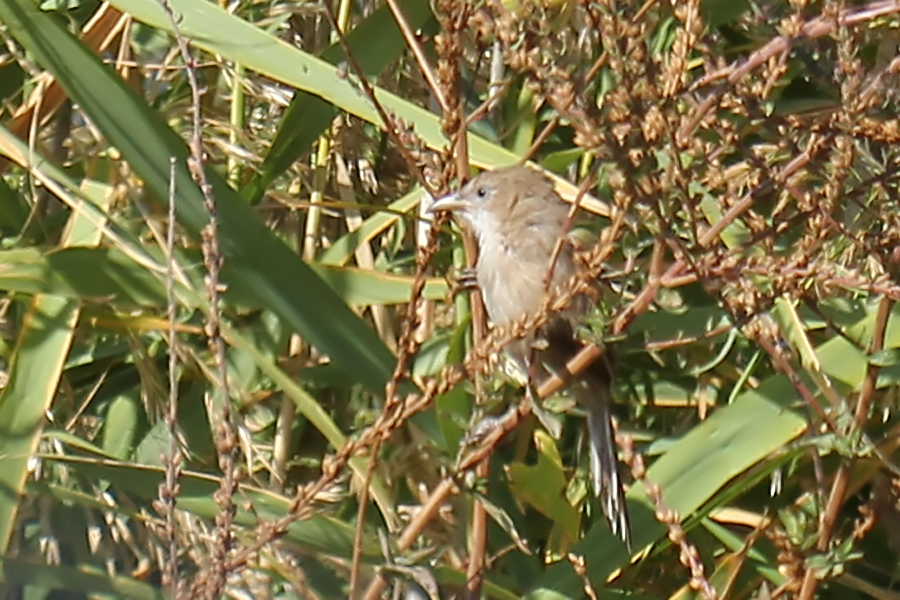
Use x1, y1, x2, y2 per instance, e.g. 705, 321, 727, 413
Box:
508, 430, 580, 545
0, 246, 448, 308
0, 247, 168, 306
868, 348, 900, 368
0, 176, 28, 233
0, 556, 163, 599
313, 263, 448, 307
102, 393, 140, 459
702, 0, 751, 28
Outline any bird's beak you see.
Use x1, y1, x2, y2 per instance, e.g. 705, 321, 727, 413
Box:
427, 192, 468, 214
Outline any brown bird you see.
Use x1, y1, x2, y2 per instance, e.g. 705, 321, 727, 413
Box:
429, 164, 632, 548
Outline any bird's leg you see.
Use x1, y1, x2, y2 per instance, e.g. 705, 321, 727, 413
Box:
461, 405, 518, 448
450, 267, 479, 299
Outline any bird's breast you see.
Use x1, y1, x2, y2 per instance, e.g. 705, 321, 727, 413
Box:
476, 245, 577, 329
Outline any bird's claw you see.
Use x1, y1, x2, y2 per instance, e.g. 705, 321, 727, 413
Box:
463, 415, 504, 446
461, 405, 517, 447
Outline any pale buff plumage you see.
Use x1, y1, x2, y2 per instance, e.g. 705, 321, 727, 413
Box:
429, 165, 632, 549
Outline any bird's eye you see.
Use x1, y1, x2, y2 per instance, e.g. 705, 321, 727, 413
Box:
476, 187, 487, 198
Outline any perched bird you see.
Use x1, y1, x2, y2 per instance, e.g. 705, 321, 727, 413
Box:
428, 164, 631, 548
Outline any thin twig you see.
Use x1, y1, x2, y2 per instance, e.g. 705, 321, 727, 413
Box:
155, 2, 235, 597
162, 156, 182, 596
384, 0, 449, 112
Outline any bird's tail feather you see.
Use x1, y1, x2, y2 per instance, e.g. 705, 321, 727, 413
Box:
580, 381, 632, 550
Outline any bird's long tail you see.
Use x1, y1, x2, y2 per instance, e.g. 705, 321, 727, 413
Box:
580, 379, 632, 550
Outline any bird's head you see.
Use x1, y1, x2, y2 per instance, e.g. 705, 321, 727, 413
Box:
428, 165, 567, 250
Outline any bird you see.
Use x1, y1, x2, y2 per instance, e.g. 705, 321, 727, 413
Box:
428, 164, 632, 549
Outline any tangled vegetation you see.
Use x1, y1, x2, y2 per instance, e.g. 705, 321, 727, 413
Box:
2, 0, 900, 598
